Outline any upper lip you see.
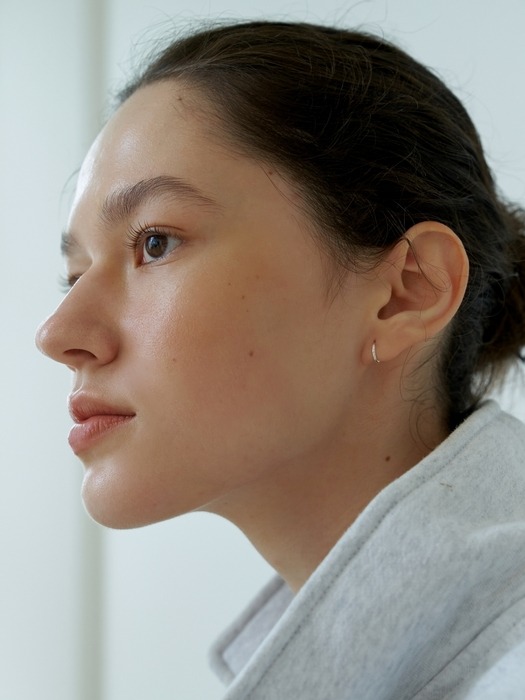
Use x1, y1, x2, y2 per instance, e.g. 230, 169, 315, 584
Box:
68, 392, 136, 423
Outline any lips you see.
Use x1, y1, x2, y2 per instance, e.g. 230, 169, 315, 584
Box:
67, 392, 136, 455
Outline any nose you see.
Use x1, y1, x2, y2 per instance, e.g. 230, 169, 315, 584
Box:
35, 277, 119, 371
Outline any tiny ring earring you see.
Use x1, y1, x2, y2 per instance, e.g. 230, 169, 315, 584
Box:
371, 341, 381, 364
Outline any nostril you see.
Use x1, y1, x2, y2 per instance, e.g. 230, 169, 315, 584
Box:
63, 348, 97, 373
64, 348, 98, 361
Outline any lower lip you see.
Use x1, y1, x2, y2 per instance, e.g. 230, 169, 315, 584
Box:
68, 415, 135, 455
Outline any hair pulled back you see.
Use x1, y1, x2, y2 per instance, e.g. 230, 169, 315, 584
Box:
120, 20, 525, 429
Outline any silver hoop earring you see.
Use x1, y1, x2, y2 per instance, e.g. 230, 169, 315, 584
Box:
371, 341, 381, 364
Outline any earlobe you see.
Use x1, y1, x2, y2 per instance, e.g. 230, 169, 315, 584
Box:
368, 222, 469, 363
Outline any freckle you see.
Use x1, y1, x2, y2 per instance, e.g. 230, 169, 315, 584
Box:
385, 455, 391, 462
248, 350, 254, 357
241, 295, 246, 300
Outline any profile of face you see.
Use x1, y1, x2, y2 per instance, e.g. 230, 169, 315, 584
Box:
35, 82, 388, 529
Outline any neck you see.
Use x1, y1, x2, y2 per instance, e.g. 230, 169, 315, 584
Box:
205, 389, 447, 593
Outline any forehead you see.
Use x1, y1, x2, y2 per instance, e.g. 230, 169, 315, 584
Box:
72, 83, 217, 208
66, 81, 311, 248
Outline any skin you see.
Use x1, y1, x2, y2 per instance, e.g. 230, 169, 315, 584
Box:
36, 82, 469, 591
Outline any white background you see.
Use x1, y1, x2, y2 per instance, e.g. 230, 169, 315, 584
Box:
1, 1, 524, 699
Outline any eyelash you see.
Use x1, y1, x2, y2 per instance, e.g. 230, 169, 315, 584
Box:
59, 273, 80, 294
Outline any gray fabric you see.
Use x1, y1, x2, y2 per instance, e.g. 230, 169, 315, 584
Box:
209, 402, 525, 699
210, 577, 293, 684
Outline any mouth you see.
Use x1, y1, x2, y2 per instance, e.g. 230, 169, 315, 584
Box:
68, 393, 136, 455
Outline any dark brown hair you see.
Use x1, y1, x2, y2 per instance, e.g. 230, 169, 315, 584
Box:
119, 20, 525, 429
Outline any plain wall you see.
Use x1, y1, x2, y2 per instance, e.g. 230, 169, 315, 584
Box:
1, 1, 524, 699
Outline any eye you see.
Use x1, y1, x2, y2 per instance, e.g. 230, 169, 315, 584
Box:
126, 225, 183, 265
142, 233, 181, 263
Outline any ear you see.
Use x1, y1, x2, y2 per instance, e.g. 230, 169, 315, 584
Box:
365, 222, 469, 364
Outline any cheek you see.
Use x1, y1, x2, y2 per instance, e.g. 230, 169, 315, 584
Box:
119, 256, 353, 481
125, 270, 278, 405
172, 285, 287, 409
124, 264, 324, 445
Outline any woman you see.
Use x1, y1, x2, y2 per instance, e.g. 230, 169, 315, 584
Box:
36, 21, 525, 699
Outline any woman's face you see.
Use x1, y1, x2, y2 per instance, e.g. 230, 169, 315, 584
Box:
36, 82, 372, 528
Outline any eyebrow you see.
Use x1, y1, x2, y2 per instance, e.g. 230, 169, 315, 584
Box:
61, 175, 220, 257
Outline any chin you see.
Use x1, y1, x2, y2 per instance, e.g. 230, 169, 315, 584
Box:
80, 468, 196, 529
82, 497, 147, 529
81, 478, 160, 530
